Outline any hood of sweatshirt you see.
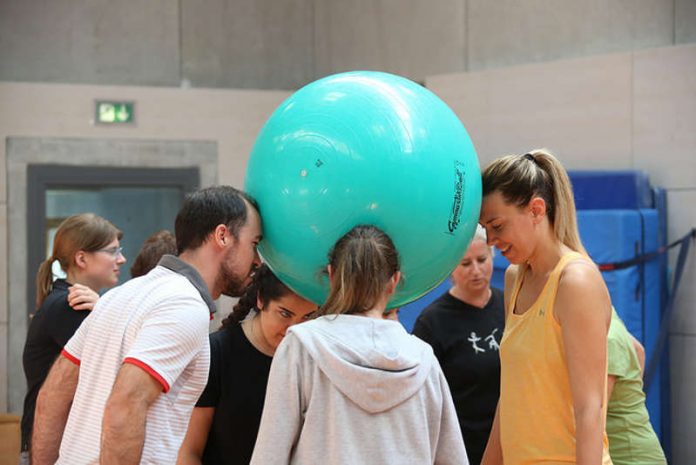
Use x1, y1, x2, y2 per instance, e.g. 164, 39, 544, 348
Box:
288, 314, 435, 414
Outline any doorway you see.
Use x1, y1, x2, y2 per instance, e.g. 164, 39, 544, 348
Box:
26, 165, 199, 316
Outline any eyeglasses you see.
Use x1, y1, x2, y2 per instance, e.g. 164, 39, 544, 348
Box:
95, 246, 124, 258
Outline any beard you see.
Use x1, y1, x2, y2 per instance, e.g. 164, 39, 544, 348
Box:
217, 260, 253, 298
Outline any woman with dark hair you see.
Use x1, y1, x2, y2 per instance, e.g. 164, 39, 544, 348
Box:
479, 149, 612, 465
251, 225, 468, 465
177, 264, 317, 465
21, 213, 125, 462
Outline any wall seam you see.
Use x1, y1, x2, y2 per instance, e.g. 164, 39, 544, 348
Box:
310, 0, 317, 84
178, 0, 184, 85
673, 0, 677, 45
629, 50, 634, 169
464, 0, 469, 72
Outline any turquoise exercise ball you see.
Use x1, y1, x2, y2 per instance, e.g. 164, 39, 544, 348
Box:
245, 71, 481, 307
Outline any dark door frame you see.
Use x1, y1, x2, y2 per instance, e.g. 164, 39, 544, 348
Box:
26, 164, 199, 317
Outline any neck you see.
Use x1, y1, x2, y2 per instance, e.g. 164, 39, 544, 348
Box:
524, 226, 570, 277
359, 291, 392, 319
449, 286, 491, 309
66, 269, 98, 291
241, 313, 275, 356
178, 248, 220, 299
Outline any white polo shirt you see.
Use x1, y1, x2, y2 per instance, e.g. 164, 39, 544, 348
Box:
58, 256, 213, 465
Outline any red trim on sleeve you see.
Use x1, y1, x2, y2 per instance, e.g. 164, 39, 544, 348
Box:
61, 349, 81, 366
123, 357, 171, 393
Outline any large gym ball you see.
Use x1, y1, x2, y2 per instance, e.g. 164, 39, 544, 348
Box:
245, 71, 481, 307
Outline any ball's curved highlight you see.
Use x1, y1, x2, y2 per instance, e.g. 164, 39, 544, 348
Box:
245, 71, 481, 307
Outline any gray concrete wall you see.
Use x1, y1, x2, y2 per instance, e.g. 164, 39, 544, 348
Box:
0, 0, 180, 86
427, 43, 696, 465
181, 0, 315, 89
1, 0, 695, 89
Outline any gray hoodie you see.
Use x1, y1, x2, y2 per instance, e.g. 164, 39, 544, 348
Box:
250, 315, 469, 465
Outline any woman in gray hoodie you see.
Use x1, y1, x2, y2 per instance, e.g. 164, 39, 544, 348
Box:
251, 225, 468, 465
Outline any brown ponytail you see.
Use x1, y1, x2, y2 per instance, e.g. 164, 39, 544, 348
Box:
481, 149, 587, 255
35, 257, 56, 310
35, 213, 122, 308
319, 225, 400, 317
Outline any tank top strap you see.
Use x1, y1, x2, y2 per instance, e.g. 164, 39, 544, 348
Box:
538, 251, 586, 313
508, 263, 527, 319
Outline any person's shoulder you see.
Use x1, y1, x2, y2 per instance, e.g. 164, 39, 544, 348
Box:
40, 283, 72, 311
489, 287, 505, 313
210, 326, 233, 344
504, 263, 520, 279
558, 255, 605, 291
419, 292, 455, 317
137, 269, 206, 306
35, 287, 75, 325
555, 254, 611, 323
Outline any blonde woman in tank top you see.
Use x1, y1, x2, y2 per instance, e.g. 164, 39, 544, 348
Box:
479, 150, 613, 465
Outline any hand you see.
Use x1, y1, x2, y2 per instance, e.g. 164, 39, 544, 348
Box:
68, 284, 99, 311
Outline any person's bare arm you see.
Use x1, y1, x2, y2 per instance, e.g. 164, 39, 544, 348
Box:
480, 403, 503, 465
100, 363, 163, 465
556, 261, 612, 465
176, 407, 215, 465
32, 356, 79, 465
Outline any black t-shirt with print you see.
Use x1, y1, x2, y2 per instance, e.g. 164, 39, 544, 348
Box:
197, 322, 273, 465
412, 287, 505, 465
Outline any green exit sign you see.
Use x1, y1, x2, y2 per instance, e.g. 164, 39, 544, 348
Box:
95, 100, 135, 124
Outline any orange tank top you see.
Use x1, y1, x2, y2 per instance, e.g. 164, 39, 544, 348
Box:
499, 252, 612, 465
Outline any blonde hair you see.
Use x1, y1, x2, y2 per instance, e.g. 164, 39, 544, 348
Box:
470, 224, 494, 257
481, 149, 587, 255
320, 225, 400, 316
36, 213, 122, 308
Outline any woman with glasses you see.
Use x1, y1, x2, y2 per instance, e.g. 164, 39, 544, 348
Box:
20, 213, 125, 464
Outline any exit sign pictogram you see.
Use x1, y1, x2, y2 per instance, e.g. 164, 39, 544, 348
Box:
95, 100, 135, 125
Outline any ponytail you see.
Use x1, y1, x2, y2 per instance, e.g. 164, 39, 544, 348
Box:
481, 148, 587, 255
35, 258, 55, 308
320, 225, 400, 317
530, 150, 586, 254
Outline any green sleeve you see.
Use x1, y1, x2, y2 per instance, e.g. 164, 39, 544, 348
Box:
607, 311, 630, 378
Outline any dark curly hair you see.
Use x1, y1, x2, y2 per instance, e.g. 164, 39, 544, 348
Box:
221, 264, 292, 328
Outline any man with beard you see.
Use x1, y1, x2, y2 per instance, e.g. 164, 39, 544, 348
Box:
31, 186, 262, 465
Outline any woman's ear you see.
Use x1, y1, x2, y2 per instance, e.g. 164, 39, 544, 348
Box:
529, 197, 547, 224
386, 271, 402, 295
327, 264, 334, 281
73, 250, 88, 270
256, 294, 265, 312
